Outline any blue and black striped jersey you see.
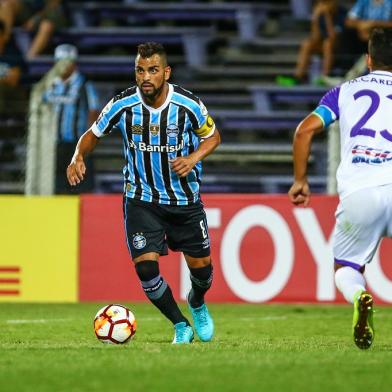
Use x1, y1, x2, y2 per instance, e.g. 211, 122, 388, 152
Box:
92, 83, 216, 205
44, 71, 100, 143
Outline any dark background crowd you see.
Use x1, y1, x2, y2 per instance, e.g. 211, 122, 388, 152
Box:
1, 0, 390, 195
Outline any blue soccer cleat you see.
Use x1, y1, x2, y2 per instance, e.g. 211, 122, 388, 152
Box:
187, 296, 214, 342
172, 322, 194, 344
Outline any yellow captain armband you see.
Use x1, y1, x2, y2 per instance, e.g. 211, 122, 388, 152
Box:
195, 115, 216, 138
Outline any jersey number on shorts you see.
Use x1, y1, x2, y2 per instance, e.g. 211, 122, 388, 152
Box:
200, 219, 208, 239
350, 89, 392, 141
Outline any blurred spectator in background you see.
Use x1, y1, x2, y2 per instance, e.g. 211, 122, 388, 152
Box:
277, 0, 346, 86
0, 0, 66, 58
43, 44, 100, 194
346, 0, 392, 42
323, 0, 392, 85
0, 19, 25, 119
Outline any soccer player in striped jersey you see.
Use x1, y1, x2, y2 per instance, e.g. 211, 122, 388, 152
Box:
288, 28, 392, 349
67, 42, 221, 344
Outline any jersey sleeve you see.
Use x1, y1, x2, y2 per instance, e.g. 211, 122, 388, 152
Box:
192, 99, 216, 138
91, 98, 119, 137
312, 86, 340, 128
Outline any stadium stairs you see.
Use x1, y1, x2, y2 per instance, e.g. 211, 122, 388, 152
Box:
2, 0, 356, 195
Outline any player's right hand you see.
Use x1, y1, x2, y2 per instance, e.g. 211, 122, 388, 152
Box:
66, 156, 86, 186
288, 180, 311, 207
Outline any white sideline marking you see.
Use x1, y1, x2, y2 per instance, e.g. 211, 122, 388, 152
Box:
5, 313, 388, 325
6, 318, 70, 324
4, 316, 286, 324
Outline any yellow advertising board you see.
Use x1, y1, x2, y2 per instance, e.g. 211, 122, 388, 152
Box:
0, 196, 79, 302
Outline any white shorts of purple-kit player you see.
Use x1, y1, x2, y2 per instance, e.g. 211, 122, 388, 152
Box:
333, 183, 392, 270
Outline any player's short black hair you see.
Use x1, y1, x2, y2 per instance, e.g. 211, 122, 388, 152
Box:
137, 42, 168, 66
368, 28, 392, 70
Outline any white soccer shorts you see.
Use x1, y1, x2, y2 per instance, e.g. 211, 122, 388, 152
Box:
333, 183, 392, 270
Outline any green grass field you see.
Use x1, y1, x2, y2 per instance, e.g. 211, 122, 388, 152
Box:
1, 303, 391, 392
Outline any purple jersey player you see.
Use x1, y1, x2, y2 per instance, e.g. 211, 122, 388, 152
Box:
289, 28, 392, 350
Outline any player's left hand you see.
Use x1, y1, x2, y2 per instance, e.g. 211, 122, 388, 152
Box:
170, 156, 197, 177
288, 180, 311, 207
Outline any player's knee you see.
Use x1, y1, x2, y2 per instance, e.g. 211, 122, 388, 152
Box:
135, 259, 159, 281
185, 254, 211, 268
334, 262, 365, 274
133, 252, 159, 264
190, 263, 213, 290
334, 262, 344, 271
135, 260, 168, 300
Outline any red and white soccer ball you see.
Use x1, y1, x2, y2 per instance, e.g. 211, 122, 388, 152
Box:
94, 304, 137, 344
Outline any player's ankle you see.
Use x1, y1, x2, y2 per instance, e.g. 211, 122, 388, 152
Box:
188, 289, 204, 308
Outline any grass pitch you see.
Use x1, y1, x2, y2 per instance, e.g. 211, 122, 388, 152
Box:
1, 303, 391, 392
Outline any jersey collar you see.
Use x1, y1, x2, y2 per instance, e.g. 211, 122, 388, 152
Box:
137, 83, 173, 112
54, 70, 80, 86
370, 70, 392, 77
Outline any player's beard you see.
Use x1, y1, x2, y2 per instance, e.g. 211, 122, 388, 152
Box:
140, 79, 165, 101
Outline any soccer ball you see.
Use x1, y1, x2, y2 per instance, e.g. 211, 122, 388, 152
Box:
94, 304, 137, 344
